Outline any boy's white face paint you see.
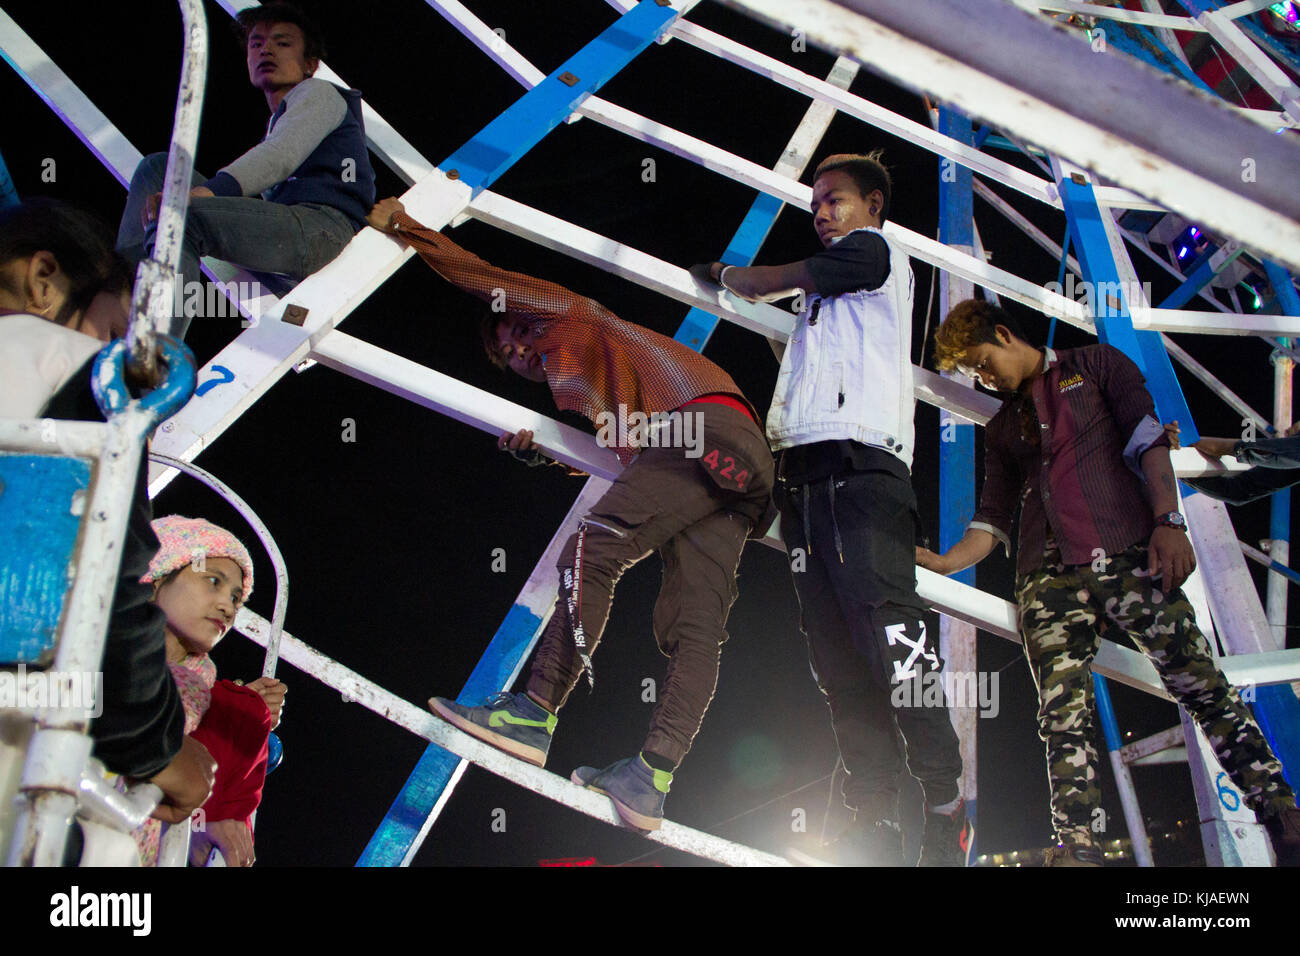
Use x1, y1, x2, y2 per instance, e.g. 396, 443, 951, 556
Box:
810, 169, 878, 248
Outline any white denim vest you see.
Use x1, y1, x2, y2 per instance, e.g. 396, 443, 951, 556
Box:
765, 228, 916, 469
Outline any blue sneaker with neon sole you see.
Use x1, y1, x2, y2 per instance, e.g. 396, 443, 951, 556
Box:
571, 754, 671, 831
429, 692, 556, 767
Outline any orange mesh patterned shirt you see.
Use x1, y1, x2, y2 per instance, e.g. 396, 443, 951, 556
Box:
392, 211, 755, 463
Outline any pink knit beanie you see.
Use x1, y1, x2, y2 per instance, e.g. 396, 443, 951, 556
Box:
141, 515, 254, 603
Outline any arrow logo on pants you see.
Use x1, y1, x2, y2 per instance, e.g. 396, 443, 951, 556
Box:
885, 622, 938, 682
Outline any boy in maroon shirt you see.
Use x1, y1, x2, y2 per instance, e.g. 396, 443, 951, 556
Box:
917, 298, 1299, 866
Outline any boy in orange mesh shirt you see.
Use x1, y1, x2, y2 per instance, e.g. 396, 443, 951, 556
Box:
367, 198, 775, 830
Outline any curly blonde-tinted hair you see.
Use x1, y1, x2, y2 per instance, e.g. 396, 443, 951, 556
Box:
933, 298, 1026, 371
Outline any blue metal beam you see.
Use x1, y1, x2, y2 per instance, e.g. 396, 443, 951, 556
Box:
1098, 17, 1217, 95
1059, 177, 1201, 441
674, 191, 785, 350
358, 604, 544, 865
440, 1, 677, 196
356, 0, 677, 867
1158, 247, 1224, 310
937, 107, 978, 861
937, 108, 977, 589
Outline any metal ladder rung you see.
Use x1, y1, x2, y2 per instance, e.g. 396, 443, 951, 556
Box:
232, 608, 790, 867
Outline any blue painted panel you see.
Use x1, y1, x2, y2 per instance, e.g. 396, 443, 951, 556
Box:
1135, 328, 1196, 443
359, 747, 464, 866
1254, 684, 1300, 790
939, 426, 976, 587
1060, 179, 1146, 365
937, 111, 973, 249
0, 454, 91, 665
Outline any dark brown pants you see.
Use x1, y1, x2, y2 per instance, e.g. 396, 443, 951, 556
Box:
526, 404, 774, 768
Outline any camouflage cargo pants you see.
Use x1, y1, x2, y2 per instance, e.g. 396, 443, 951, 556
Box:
1015, 544, 1295, 848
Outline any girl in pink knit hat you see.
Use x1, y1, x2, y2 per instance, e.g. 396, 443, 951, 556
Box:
134, 515, 286, 866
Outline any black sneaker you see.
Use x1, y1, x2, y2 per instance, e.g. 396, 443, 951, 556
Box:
1043, 842, 1104, 867
834, 815, 905, 866
429, 692, 556, 767
571, 755, 671, 831
1263, 806, 1300, 866
919, 798, 973, 867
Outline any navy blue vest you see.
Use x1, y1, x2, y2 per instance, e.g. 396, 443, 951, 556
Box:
265, 84, 376, 230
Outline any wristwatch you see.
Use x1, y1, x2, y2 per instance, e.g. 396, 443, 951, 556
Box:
1155, 511, 1187, 531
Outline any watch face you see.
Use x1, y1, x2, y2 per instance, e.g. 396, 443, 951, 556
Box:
1161, 512, 1186, 528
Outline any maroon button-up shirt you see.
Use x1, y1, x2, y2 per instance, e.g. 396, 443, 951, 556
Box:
970, 345, 1170, 577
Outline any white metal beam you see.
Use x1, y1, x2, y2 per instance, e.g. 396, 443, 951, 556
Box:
1132, 307, 1300, 337
0, 9, 139, 187
230, 608, 791, 866
1199, 9, 1300, 121
971, 178, 1271, 424
145, 175, 473, 496
279, 329, 1270, 705
716, 0, 1300, 272
1032, 1, 1203, 31
468, 188, 1006, 424
605, 0, 1078, 209
1220, 0, 1281, 19
1120, 726, 1186, 765
308, 330, 624, 479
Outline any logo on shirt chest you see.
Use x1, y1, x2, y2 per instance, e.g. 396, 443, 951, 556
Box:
1058, 373, 1085, 394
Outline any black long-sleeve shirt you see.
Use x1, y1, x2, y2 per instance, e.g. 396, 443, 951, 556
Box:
43, 357, 184, 779
1185, 435, 1300, 506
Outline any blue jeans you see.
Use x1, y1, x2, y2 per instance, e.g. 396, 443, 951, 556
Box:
116, 152, 357, 338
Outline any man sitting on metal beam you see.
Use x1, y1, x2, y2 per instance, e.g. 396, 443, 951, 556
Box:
366, 196, 776, 832
918, 297, 1300, 867
694, 152, 967, 867
114, 3, 375, 339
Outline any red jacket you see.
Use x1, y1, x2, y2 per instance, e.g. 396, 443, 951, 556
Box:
191, 680, 273, 830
